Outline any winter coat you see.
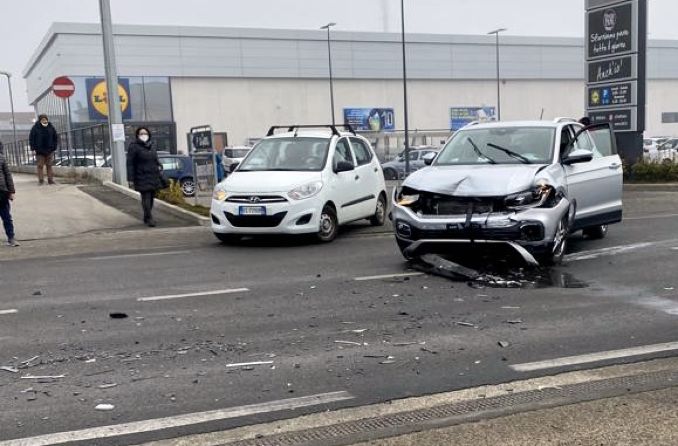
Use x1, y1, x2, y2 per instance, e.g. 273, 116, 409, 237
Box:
0, 153, 15, 194
126, 140, 162, 192
29, 122, 59, 155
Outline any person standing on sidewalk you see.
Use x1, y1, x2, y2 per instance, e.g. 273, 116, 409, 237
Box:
126, 127, 162, 227
0, 142, 19, 247
29, 114, 59, 185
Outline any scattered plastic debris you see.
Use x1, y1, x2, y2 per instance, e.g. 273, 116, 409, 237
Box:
334, 340, 365, 346
98, 383, 118, 389
498, 341, 510, 348
95, 404, 115, 411
109, 312, 128, 319
225, 361, 274, 368
0, 366, 18, 373
506, 319, 523, 324
20, 375, 65, 380
456, 322, 475, 327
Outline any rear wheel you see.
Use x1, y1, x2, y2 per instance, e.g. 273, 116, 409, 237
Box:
370, 194, 387, 226
180, 178, 196, 197
583, 224, 608, 240
316, 205, 338, 243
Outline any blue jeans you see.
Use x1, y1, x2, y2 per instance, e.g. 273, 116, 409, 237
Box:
0, 193, 14, 240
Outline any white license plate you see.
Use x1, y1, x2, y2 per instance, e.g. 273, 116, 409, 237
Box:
239, 206, 266, 216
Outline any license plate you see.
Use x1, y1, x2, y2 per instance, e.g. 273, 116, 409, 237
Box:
239, 206, 266, 216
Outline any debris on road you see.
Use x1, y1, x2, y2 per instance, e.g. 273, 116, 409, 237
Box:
95, 404, 115, 411
501, 306, 521, 309
413, 254, 481, 281
109, 312, 128, 319
498, 341, 510, 348
20, 375, 65, 380
98, 383, 118, 389
225, 361, 274, 368
32, 291, 43, 296
334, 340, 366, 346
348, 329, 368, 334
456, 322, 476, 328
0, 366, 18, 373
20, 356, 40, 366
505, 319, 523, 324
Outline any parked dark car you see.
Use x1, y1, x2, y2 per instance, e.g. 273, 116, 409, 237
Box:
159, 155, 195, 196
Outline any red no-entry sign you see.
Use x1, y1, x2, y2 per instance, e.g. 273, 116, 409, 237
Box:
52, 76, 75, 98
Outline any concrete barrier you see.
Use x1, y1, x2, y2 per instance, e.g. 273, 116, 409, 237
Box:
10, 165, 113, 183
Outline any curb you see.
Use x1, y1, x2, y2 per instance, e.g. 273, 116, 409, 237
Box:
624, 183, 678, 192
103, 181, 211, 227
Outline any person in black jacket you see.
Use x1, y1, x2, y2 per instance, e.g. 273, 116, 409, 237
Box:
29, 114, 59, 185
126, 127, 162, 227
0, 142, 19, 246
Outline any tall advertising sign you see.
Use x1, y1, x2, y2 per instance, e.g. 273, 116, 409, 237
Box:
585, 0, 647, 161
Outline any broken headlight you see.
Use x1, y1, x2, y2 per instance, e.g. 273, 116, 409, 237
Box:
396, 187, 420, 207
504, 183, 554, 210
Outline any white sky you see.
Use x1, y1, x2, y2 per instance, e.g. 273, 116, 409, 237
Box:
2, 0, 677, 111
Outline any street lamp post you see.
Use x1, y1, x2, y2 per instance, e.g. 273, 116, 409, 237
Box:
0, 71, 18, 153
400, 0, 411, 176
487, 28, 507, 121
320, 22, 337, 126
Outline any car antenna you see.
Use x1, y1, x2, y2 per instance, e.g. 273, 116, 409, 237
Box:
539, 108, 545, 120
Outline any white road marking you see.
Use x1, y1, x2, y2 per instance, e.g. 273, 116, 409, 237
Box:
0, 309, 18, 315
625, 213, 678, 221
564, 242, 656, 262
137, 288, 249, 302
0, 391, 354, 446
354, 272, 424, 281
87, 250, 191, 261
510, 341, 678, 372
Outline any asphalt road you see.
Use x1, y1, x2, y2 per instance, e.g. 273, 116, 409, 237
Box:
1, 191, 678, 445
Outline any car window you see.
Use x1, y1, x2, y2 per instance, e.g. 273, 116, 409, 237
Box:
334, 138, 355, 168
350, 138, 373, 166
238, 137, 329, 172
436, 127, 555, 165
588, 126, 616, 157
409, 151, 420, 161
159, 158, 180, 171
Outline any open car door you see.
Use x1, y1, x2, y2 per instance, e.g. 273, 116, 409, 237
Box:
564, 123, 623, 231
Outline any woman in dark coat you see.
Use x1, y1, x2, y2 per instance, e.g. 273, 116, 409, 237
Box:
127, 127, 162, 227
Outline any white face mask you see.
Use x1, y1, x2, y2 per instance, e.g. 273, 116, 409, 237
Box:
41, 122, 48, 127
139, 135, 149, 143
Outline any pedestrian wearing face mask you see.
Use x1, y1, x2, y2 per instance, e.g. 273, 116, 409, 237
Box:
29, 114, 59, 185
126, 127, 162, 227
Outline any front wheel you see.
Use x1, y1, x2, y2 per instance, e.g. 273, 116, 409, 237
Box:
583, 224, 608, 240
316, 205, 338, 243
537, 215, 569, 266
370, 194, 387, 226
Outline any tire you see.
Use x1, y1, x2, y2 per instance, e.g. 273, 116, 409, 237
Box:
214, 233, 240, 244
583, 224, 608, 240
316, 205, 338, 243
370, 194, 387, 226
180, 178, 196, 197
537, 215, 569, 266
383, 168, 398, 181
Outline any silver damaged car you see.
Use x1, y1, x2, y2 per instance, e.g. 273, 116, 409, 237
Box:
391, 119, 623, 265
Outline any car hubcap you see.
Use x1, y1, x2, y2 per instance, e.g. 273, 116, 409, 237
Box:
376, 199, 385, 221
553, 219, 567, 257
183, 182, 195, 195
320, 213, 334, 236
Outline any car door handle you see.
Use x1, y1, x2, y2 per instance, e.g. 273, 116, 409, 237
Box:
609, 163, 621, 169
355, 175, 360, 180
374, 168, 378, 172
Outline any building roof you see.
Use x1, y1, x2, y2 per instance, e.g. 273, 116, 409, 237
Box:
23, 22, 678, 104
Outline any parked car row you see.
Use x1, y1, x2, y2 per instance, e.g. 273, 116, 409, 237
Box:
644, 137, 678, 164
380, 146, 440, 180
209, 119, 623, 266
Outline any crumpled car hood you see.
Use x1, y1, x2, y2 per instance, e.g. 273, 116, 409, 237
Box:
403, 164, 548, 197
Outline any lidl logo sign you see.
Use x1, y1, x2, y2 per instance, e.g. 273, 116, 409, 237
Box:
86, 78, 132, 120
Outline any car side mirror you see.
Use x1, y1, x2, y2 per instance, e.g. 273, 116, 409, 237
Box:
230, 162, 239, 172
563, 149, 593, 165
334, 161, 354, 173
423, 152, 436, 166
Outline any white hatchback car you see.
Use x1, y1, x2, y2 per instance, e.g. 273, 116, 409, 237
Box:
211, 125, 388, 242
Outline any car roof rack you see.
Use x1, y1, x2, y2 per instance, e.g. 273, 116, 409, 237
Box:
553, 117, 577, 124
266, 124, 357, 137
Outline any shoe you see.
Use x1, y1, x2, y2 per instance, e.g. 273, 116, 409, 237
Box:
7, 238, 20, 247
146, 219, 156, 227
38, 181, 45, 186
48, 180, 56, 185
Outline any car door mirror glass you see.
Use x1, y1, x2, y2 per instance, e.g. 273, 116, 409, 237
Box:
563, 149, 593, 165
334, 160, 354, 173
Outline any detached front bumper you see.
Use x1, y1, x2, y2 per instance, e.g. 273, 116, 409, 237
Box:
391, 193, 570, 263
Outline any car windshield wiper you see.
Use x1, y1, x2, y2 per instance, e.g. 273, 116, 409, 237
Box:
486, 143, 532, 164
468, 137, 496, 164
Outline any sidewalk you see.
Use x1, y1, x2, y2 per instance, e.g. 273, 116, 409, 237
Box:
9, 173, 138, 241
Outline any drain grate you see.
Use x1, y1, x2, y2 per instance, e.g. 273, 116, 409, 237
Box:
224, 369, 678, 446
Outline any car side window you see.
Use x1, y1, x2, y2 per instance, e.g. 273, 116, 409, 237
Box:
409, 151, 420, 161
160, 158, 179, 171
588, 126, 616, 157
334, 138, 355, 168
350, 138, 373, 166
559, 126, 575, 159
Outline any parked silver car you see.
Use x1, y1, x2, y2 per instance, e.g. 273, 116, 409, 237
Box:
391, 119, 622, 265
381, 147, 440, 180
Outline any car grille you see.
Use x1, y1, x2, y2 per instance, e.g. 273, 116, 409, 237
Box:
226, 195, 288, 204
421, 195, 499, 216
225, 211, 287, 228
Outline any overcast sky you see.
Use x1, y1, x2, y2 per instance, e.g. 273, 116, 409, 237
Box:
2, 0, 677, 112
